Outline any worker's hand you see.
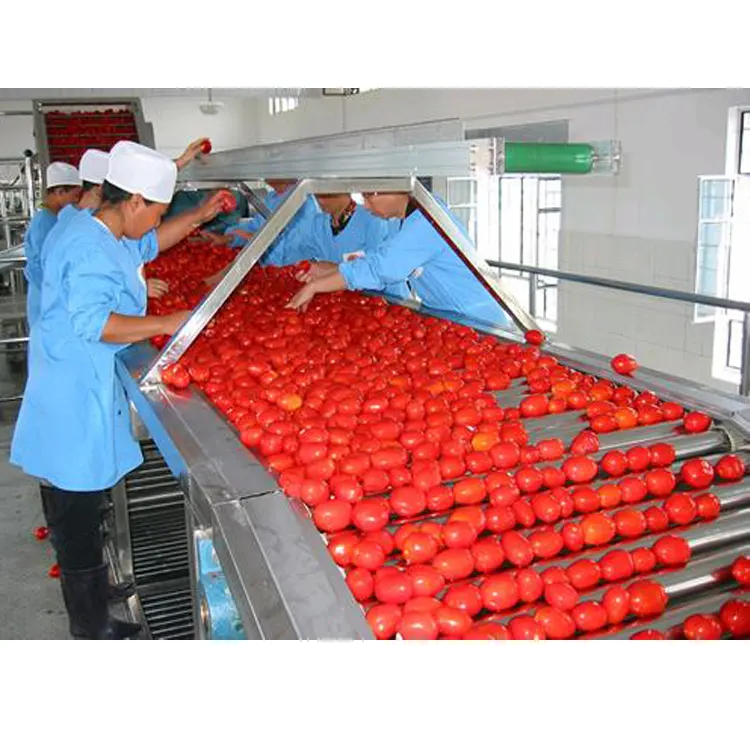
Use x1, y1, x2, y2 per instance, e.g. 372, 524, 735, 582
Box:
295, 261, 338, 283
146, 278, 170, 298
286, 280, 319, 312
161, 310, 192, 336
205, 268, 229, 289
175, 137, 209, 170
198, 230, 232, 246
195, 191, 227, 225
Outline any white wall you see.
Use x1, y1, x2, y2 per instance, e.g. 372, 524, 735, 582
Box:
248, 88, 750, 394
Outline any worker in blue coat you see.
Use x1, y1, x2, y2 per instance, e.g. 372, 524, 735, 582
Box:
24, 162, 82, 326
286, 191, 512, 328
11, 142, 195, 640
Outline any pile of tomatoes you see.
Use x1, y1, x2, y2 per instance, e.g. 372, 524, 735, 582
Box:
143, 247, 750, 640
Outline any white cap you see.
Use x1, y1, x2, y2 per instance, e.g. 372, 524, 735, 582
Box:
46, 162, 82, 189
105, 141, 177, 204
79, 149, 109, 185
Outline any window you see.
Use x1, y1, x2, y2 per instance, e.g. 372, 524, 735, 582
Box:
268, 96, 299, 116
446, 177, 478, 244
740, 110, 750, 174
694, 176, 734, 321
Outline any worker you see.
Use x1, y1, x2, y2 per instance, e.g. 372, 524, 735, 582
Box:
24, 163, 82, 326
286, 191, 511, 328
10, 141, 192, 640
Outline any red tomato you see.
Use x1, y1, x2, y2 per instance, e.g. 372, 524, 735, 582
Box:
562, 523, 585, 552
471, 539, 506, 574
374, 571, 414, 604
630, 630, 665, 640
731, 555, 750, 585
716, 454, 746, 481
485, 506, 517, 534
611, 353, 638, 375
719, 599, 750, 637
200, 138, 212, 154
351, 500, 390, 532
331, 477, 364, 503
444, 583, 483, 616
425, 485, 454, 513
597, 483, 623, 510
398, 611, 439, 640
683, 614, 723, 640
298, 478, 330, 507
541, 567, 570, 586
645, 469, 676, 497
531, 493, 562, 523
366, 604, 402, 639
567, 559, 602, 590
573, 488, 600, 514
490, 442, 522, 470
449, 506, 486, 533
328, 531, 360, 567
562, 456, 598, 484
481, 573, 520, 612
603, 585, 630, 624
362, 469, 390, 495
683, 411, 712, 434
512, 500, 536, 529
680, 459, 715, 490
351, 540, 387, 570
535, 606, 576, 639
515, 569, 544, 603
695, 492, 721, 520
601, 450, 629, 478
346, 568, 374, 602
501, 531, 535, 568
389, 486, 426, 518
652, 535, 691, 567
434, 606, 473, 637
529, 530, 564, 559
464, 622, 513, 640
403, 596, 442, 614
402, 532, 439, 564
599, 550, 635, 582
406, 564, 445, 597
525, 329, 545, 346
363, 530, 395, 556
453, 477, 487, 506
590, 414, 618, 434
627, 580, 668, 617
664, 493, 697, 526
514, 467, 544, 495
649, 443, 676, 468
619, 477, 648, 505
520, 394, 549, 418
544, 581, 579, 611
569, 430, 600, 456
632, 547, 657, 573
508, 615, 546, 640
661, 402, 685, 421
48, 563, 61, 579
581, 513, 616, 546
432, 549, 475, 581
537, 438, 565, 461
626, 446, 651, 472
614, 508, 648, 538
645, 505, 670, 532
572, 601, 608, 633
339, 453, 372, 477
442, 521, 478, 549
490, 485, 521, 508
439, 456, 466, 480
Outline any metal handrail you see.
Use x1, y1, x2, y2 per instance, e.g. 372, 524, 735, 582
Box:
487, 259, 750, 396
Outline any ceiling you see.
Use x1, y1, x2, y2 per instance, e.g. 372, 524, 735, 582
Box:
0, 88, 323, 101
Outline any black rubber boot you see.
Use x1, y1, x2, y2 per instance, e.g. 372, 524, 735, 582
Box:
60, 564, 142, 640
108, 580, 136, 602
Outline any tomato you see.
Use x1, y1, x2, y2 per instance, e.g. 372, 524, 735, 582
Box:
529, 530, 564, 559
590, 414, 619, 434
433, 606, 473, 637
630, 630, 665, 640
572, 601, 608, 633
200, 138, 213, 154
346, 568, 374, 602
695, 492, 721, 520
536, 438, 565, 462
525, 329, 545, 346
731, 555, 750, 585
614, 508, 648, 538
664, 493, 697, 526
403, 596, 442, 614
613, 407, 639, 430
371, 447, 408, 472
33, 526, 50, 542
449, 506, 486, 533
563, 456, 598, 484
470, 539, 505, 574
597, 483, 623, 510
362, 468, 390, 495
683, 614, 723, 640
389, 486, 426, 518
541, 567, 570, 586
603, 585, 630, 624
611, 353, 638, 375
351, 500, 390, 532
444, 583, 483, 616
374, 571, 414, 604
627, 580, 668, 617
567, 559, 601, 590
626, 446, 651, 473
330, 477, 363, 504
680, 459, 715, 490
432, 548, 475, 581
398, 611, 439, 640
572, 488, 599, 515
581, 513, 616, 546
351, 540, 387, 570
481, 573, 520, 612
520, 394, 549, 418
490, 442, 521, 470
489, 485, 521, 508
452, 477, 487, 506
465, 622, 513, 640
366, 603, 402, 639
619, 477, 648, 505
531, 493, 562, 523
425, 485, 454, 513
439, 456, 467, 480
661, 402, 685, 421
48, 563, 61, 579
442, 521, 478, 550
683, 411, 712, 434
719, 599, 750, 637
402, 532, 440, 564
298, 478, 330, 507
363, 529, 395, 556
599, 550, 635, 582
649, 443, 676, 468
631, 547, 657, 574
512, 500, 536, 529
420, 522, 445, 548
652, 535, 691, 567
508, 615, 545, 640
645, 468, 676, 498
501, 531, 535, 568
514, 467, 544, 495
405, 564, 445, 597
328, 531, 361, 567
569, 430, 600, 456
535, 606, 576, 639
562, 523, 585, 552
339, 453, 372, 477
485, 506, 517, 534
716, 454, 746, 481
544, 581, 579, 611
601, 450, 629, 478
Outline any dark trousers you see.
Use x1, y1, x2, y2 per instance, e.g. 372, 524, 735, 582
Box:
43, 485, 106, 571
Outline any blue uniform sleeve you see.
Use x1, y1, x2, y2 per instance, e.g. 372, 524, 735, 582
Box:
64, 246, 122, 343
138, 229, 159, 262
339, 214, 444, 291
24, 211, 56, 288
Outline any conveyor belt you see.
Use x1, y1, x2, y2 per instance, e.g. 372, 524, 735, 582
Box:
123, 440, 194, 639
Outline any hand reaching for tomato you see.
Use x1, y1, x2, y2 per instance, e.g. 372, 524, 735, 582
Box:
146, 278, 170, 299
295, 261, 339, 284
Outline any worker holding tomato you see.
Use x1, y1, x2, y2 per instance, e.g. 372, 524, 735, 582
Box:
11, 142, 190, 640
24, 162, 82, 326
286, 191, 511, 328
